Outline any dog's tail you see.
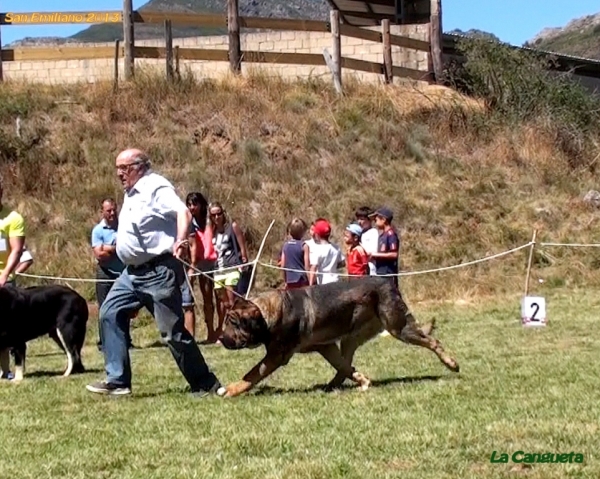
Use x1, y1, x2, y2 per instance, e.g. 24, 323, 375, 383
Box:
421, 317, 437, 336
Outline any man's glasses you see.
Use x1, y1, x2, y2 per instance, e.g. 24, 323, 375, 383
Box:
116, 161, 143, 173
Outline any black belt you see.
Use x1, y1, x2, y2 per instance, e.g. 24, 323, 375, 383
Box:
127, 252, 172, 271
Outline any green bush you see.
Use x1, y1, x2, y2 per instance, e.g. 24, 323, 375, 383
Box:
445, 37, 600, 169
449, 37, 600, 126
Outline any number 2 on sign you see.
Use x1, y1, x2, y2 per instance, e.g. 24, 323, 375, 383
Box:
530, 302, 540, 321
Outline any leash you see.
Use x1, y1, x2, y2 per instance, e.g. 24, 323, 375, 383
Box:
177, 257, 251, 302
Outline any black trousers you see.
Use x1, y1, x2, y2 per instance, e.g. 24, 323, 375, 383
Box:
96, 265, 132, 347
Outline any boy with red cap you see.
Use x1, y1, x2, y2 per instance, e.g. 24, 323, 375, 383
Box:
308, 218, 345, 286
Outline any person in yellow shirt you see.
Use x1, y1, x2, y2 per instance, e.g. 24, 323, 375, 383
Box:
0, 181, 26, 380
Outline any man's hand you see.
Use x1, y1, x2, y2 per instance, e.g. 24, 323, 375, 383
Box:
0, 274, 7, 287
238, 257, 250, 273
173, 239, 190, 260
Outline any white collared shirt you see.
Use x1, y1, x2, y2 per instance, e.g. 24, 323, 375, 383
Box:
360, 227, 380, 275
116, 171, 188, 266
309, 241, 345, 285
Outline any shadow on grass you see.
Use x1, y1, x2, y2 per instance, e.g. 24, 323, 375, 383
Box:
28, 351, 72, 358
143, 339, 222, 349
112, 375, 456, 400
24, 368, 104, 378
249, 374, 452, 396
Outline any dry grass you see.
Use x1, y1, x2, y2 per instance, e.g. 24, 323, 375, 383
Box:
1, 66, 599, 304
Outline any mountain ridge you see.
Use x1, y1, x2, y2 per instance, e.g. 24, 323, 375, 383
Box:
4, 0, 330, 47
4, 4, 600, 62
526, 11, 600, 60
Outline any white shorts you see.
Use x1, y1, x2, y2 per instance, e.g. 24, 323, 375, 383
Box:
19, 250, 33, 263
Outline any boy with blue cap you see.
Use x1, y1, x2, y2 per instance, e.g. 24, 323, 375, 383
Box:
344, 223, 369, 278
368, 207, 400, 289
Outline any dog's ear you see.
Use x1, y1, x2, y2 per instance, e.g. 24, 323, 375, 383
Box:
228, 296, 262, 319
231, 296, 252, 309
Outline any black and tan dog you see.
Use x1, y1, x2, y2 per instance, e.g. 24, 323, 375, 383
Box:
0, 284, 88, 382
217, 276, 459, 397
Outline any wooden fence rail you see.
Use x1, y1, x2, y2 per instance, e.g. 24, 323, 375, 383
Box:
0, 8, 435, 87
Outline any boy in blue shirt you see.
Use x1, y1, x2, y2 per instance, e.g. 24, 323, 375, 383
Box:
368, 207, 400, 290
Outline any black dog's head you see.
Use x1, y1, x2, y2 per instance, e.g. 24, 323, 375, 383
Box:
0, 286, 22, 342
219, 296, 272, 350
0, 286, 19, 320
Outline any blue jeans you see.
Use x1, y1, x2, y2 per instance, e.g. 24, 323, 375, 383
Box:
180, 273, 194, 309
99, 254, 220, 392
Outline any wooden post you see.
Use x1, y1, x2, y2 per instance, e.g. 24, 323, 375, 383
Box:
0, 24, 3, 82
113, 39, 120, 92
175, 46, 180, 79
227, 0, 241, 74
524, 229, 538, 297
382, 19, 393, 84
323, 49, 342, 94
429, 0, 443, 84
123, 0, 134, 80
165, 20, 174, 81
331, 10, 342, 92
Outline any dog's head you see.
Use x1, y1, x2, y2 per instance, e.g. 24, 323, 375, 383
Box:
219, 295, 277, 350
0, 286, 19, 319
0, 286, 21, 342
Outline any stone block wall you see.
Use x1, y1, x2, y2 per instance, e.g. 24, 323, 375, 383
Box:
2, 24, 429, 85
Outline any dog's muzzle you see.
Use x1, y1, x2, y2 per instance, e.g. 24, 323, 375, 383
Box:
218, 335, 245, 350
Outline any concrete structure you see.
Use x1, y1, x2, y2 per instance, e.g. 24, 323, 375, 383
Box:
1, 24, 430, 85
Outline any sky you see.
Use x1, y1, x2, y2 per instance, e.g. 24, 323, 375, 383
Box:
1, 0, 599, 47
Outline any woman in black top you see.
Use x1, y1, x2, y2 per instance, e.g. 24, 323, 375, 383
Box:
209, 201, 249, 339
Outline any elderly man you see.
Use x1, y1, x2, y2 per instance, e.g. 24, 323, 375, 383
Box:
86, 148, 222, 397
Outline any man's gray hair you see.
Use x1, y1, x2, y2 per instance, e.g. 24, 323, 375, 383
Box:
132, 151, 152, 171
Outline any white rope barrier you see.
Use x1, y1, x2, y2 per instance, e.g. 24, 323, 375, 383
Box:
245, 219, 275, 299
539, 242, 600, 248
16, 258, 258, 283
17, 238, 600, 285
15, 272, 113, 283
260, 241, 534, 278
187, 259, 258, 277
399, 242, 533, 277
178, 257, 255, 301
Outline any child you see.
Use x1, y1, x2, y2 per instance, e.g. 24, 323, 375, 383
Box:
308, 219, 346, 286
344, 223, 369, 279
305, 221, 317, 253
280, 218, 310, 289
368, 207, 400, 290
354, 206, 379, 276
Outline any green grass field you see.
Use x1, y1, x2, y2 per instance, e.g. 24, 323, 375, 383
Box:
0, 288, 597, 479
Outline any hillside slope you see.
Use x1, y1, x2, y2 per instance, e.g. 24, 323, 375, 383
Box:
0, 71, 599, 304
526, 11, 600, 59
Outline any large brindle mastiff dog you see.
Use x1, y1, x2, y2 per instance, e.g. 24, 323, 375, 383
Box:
217, 276, 459, 397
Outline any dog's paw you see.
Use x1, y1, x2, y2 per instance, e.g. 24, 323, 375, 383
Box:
352, 372, 371, 392
446, 358, 460, 373
12, 368, 24, 383
222, 381, 251, 398
358, 383, 370, 392
217, 386, 227, 397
